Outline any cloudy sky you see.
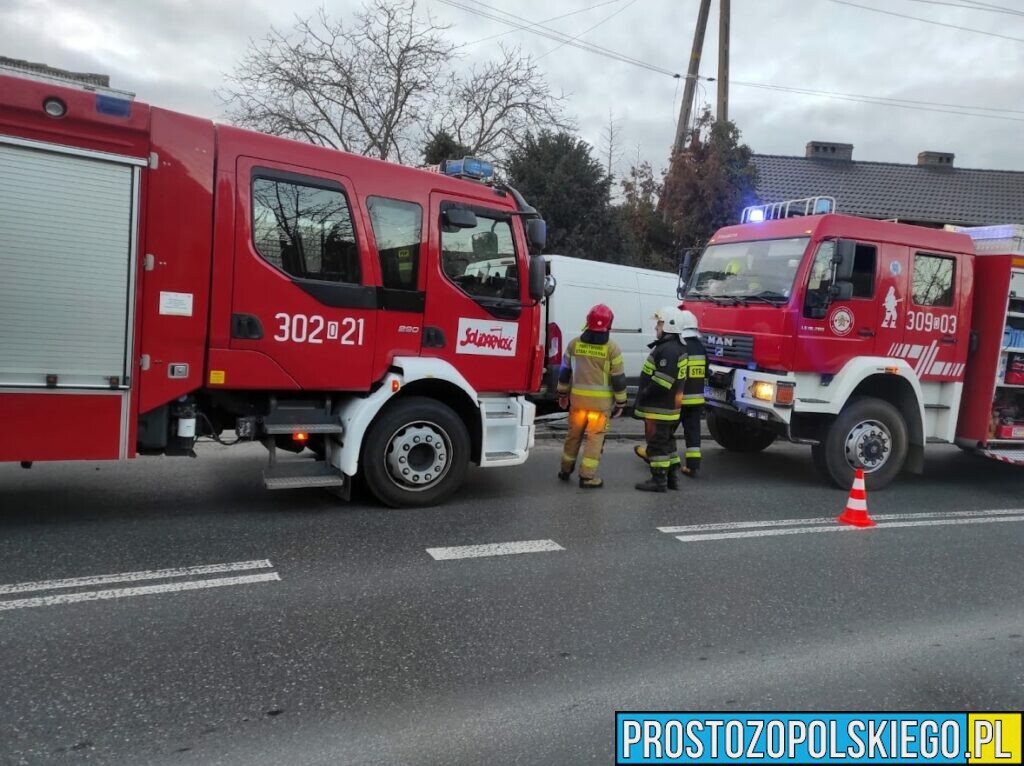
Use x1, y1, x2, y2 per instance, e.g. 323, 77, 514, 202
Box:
2, 0, 1022, 178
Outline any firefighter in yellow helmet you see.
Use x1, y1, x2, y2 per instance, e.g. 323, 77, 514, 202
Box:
556, 304, 627, 489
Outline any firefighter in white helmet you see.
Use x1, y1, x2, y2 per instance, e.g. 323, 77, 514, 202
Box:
675, 309, 707, 478
634, 307, 688, 492
635, 309, 707, 480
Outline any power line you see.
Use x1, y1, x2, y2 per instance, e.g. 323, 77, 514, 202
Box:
434, 0, 682, 77
729, 79, 1024, 123
959, 0, 1024, 15
438, 0, 1024, 125
826, 0, 1024, 43
465, 0, 627, 46
536, 0, 638, 61
896, 0, 1024, 16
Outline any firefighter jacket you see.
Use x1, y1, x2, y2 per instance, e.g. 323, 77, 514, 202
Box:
680, 334, 707, 407
556, 331, 627, 413
634, 334, 688, 422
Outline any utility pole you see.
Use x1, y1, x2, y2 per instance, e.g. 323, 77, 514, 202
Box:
717, 0, 730, 123
672, 0, 712, 154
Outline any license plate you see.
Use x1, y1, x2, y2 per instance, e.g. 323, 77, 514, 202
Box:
705, 386, 728, 403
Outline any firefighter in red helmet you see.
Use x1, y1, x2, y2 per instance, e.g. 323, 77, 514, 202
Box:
556, 304, 627, 489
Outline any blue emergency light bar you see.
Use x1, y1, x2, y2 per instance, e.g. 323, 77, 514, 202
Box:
741, 196, 836, 223
443, 156, 494, 181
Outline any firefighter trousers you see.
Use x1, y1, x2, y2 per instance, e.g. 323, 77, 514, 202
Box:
679, 404, 703, 472
561, 408, 609, 479
643, 419, 678, 475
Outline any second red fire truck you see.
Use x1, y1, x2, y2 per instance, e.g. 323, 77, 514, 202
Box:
0, 69, 550, 507
680, 196, 1024, 488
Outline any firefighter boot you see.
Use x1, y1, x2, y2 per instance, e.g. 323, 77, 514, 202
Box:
558, 468, 573, 482
666, 466, 680, 491
635, 470, 668, 493
579, 476, 604, 489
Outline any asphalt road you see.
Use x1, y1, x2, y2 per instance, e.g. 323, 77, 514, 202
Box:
1, 440, 1022, 765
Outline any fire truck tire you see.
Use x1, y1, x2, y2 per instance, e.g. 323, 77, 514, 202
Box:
362, 397, 471, 508
815, 397, 908, 490
706, 409, 776, 452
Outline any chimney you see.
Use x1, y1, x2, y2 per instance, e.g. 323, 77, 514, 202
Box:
805, 141, 853, 161
917, 151, 954, 168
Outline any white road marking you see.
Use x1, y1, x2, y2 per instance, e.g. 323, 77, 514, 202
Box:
0, 559, 273, 596
674, 514, 1024, 543
427, 539, 564, 561
657, 507, 1024, 535
0, 572, 281, 611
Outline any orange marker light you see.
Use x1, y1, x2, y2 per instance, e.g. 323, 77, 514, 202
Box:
391, 379, 401, 393
293, 432, 309, 443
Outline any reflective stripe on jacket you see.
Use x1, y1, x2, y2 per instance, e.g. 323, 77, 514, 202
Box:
556, 334, 627, 412
681, 335, 707, 407
634, 334, 687, 422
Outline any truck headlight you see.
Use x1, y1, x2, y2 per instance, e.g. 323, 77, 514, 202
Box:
751, 381, 775, 402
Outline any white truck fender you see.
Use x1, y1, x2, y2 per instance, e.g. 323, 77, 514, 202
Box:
329, 357, 479, 477
796, 356, 925, 434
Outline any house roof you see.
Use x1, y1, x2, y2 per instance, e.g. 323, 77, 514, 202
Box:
751, 154, 1024, 227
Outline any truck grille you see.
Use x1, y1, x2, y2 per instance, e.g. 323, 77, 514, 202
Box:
703, 333, 754, 365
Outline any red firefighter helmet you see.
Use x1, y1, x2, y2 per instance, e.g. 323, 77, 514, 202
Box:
586, 304, 614, 332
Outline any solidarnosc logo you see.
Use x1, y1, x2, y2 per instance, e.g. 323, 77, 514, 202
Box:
456, 318, 519, 357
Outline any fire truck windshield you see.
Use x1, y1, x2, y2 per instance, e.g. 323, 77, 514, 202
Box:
686, 237, 810, 303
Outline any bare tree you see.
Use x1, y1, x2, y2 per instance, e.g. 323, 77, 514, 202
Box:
221, 1, 454, 163
221, 1, 569, 165
600, 109, 622, 197
431, 46, 573, 161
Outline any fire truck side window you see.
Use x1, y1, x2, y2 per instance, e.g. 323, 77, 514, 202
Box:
850, 244, 877, 298
367, 197, 421, 291
252, 177, 361, 284
440, 206, 520, 303
912, 253, 956, 307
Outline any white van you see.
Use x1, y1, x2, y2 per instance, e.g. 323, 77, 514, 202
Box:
539, 255, 680, 399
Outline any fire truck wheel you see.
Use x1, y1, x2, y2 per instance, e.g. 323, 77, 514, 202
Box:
817, 397, 908, 490
706, 409, 776, 452
362, 397, 470, 508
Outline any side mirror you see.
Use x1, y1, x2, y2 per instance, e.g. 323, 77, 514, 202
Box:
544, 274, 557, 298
832, 239, 857, 281
677, 248, 698, 300
528, 255, 547, 301
443, 207, 477, 230
830, 280, 854, 302
526, 218, 547, 252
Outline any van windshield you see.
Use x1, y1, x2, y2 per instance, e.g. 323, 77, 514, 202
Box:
686, 237, 810, 303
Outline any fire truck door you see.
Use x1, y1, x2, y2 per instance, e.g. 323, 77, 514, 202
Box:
900, 248, 967, 382
231, 158, 377, 391
424, 193, 534, 393
798, 240, 886, 371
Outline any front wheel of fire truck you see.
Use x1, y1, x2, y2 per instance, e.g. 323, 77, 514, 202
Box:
813, 397, 908, 490
706, 409, 777, 452
362, 397, 471, 508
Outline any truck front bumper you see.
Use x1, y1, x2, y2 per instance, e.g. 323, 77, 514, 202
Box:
704, 364, 797, 435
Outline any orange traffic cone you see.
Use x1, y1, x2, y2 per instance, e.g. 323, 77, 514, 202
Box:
837, 468, 875, 527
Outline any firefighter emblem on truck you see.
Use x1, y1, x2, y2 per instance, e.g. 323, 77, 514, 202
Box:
881, 286, 903, 329
829, 307, 854, 336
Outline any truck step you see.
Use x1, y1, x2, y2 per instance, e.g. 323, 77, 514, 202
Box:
262, 409, 344, 435
484, 451, 519, 461
264, 462, 346, 490
263, 422, 344, 435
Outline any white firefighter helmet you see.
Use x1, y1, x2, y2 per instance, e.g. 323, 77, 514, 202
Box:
652, 306, 675, 322
661, 308, 699, 336
675, 309, 700, 338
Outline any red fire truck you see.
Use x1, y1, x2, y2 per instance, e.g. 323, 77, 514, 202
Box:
680, 196, 1024, 489
0, 70, 549, 507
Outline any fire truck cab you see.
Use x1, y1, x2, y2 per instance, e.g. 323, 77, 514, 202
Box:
681, 197, 1024, 489
0, 70, 549, 507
